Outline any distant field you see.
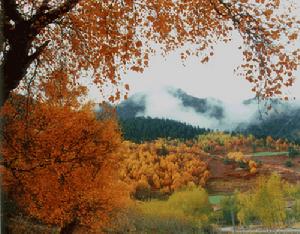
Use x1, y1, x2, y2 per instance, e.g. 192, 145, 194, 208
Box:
208, 195, 226, 205
251, 151, 289, 157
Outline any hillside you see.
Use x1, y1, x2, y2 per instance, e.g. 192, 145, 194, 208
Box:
238, 108, 300, 143
115, 89, 300, 143
119, 117, 211, 142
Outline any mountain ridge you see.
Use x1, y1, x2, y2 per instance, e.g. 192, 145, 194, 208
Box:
116, 88, 225, 121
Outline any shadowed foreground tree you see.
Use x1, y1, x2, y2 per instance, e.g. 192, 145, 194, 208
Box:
0, 0, 299, 106
0, 72, 128, 233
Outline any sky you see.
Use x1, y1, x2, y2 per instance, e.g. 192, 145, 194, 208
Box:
120, 35, 300, 105
122, 34, 254, 103
89, 1, 300, 128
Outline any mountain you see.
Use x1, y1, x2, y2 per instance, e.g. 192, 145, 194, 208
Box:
103, 87, 300, 142
116, 93, 146, 119
237, 107, 300, 143
167, 88, 224, 120
116, 88, 225, 121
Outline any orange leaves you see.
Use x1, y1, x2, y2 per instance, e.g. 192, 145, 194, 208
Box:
288, 33, 298, 41
147, 15, 156, 23
130, 65, 144, 73
270, 30, 280, 40
227, 151, 257, 173
230, 0, 299, 101
135, 40, 143, 48
1, 0, 299, 111
263, 9, 273, 19
5, 0, 299, 105
0, 86, 127, 229
124, 0, 134, 7
201, 56, 209, 64
151, 13, 172, 38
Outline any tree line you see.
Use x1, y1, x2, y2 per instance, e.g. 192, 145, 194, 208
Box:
119, 117, 211, 143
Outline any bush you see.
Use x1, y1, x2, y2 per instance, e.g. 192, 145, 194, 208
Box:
236, 173, 287, 227
238, 161, 249, 169
220, 195, 238, 225
108, 197, 216, 233
167, 186, 212, 217
133, 210, 202, 233
116, 186, 214, 233
285, 160, 294, 168
132, 182, 153, 201
156, 145, 169, 156
203, 145, 214, 153
223, 158, 232, 165
288, 146, 299, 158
255, 159, 263, 166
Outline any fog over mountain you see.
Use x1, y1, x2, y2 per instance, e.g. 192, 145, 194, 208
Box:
117, 87, 226, 129
116, 86, 300, 138
237, 101, 300, 142
117, 87, 255, 130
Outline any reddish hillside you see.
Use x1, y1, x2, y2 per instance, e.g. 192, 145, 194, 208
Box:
206, 154, 300, 193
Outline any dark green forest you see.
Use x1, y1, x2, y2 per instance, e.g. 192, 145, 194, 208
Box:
119, 117, 211, 143
238, 109, 300, 144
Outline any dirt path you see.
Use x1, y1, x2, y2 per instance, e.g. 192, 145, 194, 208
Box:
220, 226, 300, 233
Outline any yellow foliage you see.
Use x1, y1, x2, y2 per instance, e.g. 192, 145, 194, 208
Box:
228, 151, 244, 161
119, 140, 209, 197
237, 173, 287, 227
138, 185, 212, 226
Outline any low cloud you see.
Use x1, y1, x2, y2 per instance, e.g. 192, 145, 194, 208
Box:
141, 88, 218, 128
124, 86, 300, 131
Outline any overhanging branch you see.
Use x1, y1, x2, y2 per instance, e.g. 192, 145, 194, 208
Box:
30, 0, 81, 35
27, 40, 50, 65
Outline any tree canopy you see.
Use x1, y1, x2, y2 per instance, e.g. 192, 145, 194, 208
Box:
1, 0, 299, 106
0, 72, 128, 232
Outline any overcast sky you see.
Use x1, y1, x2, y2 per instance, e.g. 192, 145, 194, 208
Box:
122, 33, 254, 103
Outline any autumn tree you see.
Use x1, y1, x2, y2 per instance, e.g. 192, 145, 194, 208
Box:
0, 72, 128, 233
119, 139, 210, 199
1, 0, 299, 107
227, 151, 257, 173
237, 173, 287, 227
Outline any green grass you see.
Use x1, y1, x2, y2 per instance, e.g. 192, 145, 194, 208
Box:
251, 151, 288, 157
208, 195, 225, 205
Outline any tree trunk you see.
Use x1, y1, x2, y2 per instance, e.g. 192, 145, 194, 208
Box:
231, 208, 236, 233
60, 220, 78, 234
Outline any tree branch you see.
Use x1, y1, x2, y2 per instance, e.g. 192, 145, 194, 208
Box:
27, 40, 50, 65
30, 0, 81, 35
1, 0, 23, 22
37, 0, 51, 14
